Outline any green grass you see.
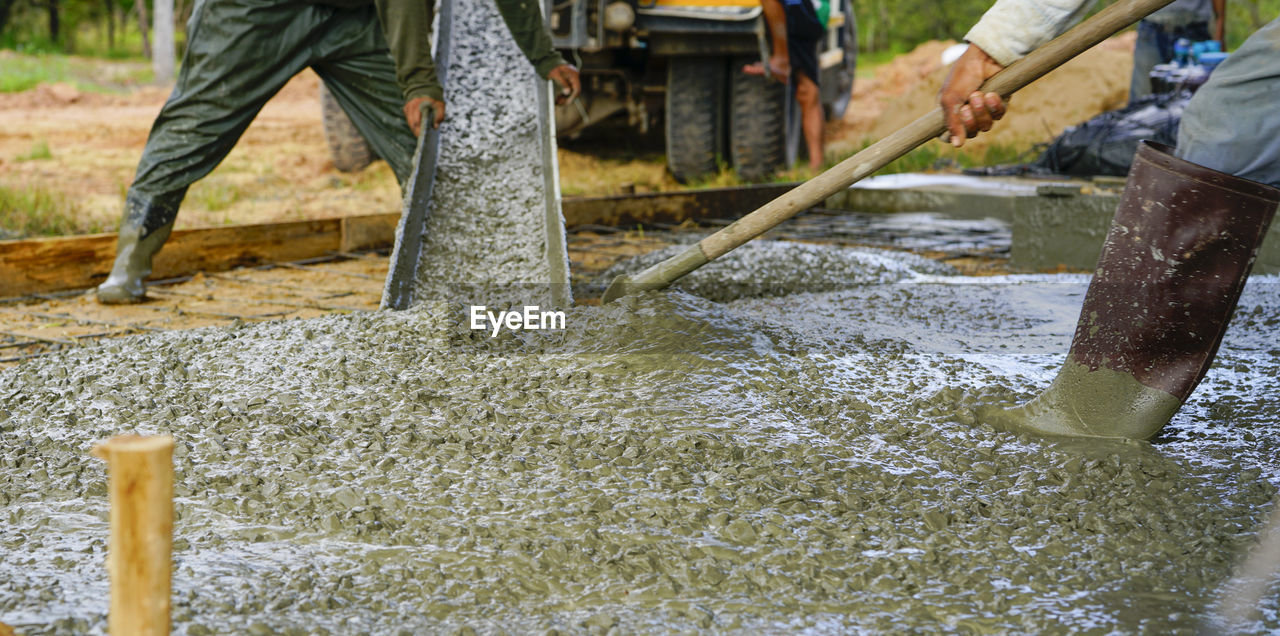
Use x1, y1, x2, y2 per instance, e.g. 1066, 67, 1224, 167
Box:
0, 16, 175, 58
865, 140, 1038, 175
188, 180, 245, 213
856, 47, 916, 72
0, 51, 154, 94
72, 30, 175, 61
0, 54, 71, 92
15, 140, 52, 162
0, 183, 98, 238
332, 165, 391, 192
682, 159, 749, 190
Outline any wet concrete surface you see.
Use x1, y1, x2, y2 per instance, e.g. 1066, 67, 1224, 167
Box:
594, 240, 956, 302
762, 209, 1010, 256
2, 241, 1278, 633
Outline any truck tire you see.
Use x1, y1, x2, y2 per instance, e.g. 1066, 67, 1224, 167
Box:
320, 84, 377, 173
665, 57, 725, 184
729, 56, 786, 181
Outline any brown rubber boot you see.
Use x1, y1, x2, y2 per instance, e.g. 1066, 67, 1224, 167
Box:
96, 197, 177, 304
982, 141, 1280, 440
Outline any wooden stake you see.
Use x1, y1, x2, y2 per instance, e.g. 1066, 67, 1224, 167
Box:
92, 435, 174, 636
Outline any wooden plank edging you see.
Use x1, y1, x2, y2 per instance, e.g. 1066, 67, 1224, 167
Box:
0, 184, 806, 297
0, 215, 392, 298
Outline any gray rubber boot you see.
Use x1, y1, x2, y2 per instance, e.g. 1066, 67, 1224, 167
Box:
981, 141, 1280, 440
96, 196, 177, 304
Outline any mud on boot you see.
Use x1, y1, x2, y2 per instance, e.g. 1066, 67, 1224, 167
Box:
981, 141, 1280, 440
96, 196, 177, 305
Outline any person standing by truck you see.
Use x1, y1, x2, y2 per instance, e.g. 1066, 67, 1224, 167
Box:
746, 0, 827, 172
96, 0, 580, 305
1130, 0, 1225, 101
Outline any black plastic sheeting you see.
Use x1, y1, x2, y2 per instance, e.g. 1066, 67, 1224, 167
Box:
967, 92, 1190, 178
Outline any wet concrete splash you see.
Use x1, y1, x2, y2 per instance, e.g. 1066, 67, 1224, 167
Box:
1, 243, 1278, 633
595, 240, 956, 302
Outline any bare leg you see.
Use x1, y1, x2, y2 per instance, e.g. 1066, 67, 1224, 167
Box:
795, 72, 823, 171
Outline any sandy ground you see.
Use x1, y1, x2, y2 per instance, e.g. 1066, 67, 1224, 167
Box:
0, 70, 401, 235
0, 68, 680, 236
829, 32, 1137, 158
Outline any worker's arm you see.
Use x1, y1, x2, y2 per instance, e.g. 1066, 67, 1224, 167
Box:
374, 0, 446, 134
1213, 0, 1226, 45
493, 0, 581, 103
941, 0, 1094, 146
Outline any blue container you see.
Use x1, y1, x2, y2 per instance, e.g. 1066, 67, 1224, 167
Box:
1200, 51, 1229, 72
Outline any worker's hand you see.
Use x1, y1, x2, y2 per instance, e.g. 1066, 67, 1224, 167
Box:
743, 54, 790, 83
404, 96, 445, 137
548, 64, 581, 105
939, 44, 1007, 147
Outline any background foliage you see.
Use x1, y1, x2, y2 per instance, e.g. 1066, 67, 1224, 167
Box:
0, 0, 1276, 66
852, 0, 1279, 53
0, 0, 190, 56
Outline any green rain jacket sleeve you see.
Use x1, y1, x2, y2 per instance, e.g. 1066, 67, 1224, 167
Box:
493, 0, 569, 79
373, 0, 444, 102
372, 0, 567, 103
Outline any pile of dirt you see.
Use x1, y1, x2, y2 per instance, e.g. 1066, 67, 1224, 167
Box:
835, 40, 959, 139
828, 32, 1137, 157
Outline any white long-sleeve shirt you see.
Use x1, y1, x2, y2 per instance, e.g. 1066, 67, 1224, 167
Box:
963, 0, 1095, 66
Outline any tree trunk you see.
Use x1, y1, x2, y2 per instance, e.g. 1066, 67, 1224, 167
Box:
105, 0, 116, 49
137, 0, 152, 59
113, 0, 123, 48
1246, 0, 1264, 30
153, 0, 173, 82
173, 0, 184, 53
48, 0, 61, 42
0, 0, 15, 36
877, 0, 890, 53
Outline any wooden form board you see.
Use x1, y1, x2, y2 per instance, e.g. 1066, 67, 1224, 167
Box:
0, 214, 400, 298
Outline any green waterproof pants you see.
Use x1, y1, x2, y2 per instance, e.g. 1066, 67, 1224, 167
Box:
126, 0, 417, 235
